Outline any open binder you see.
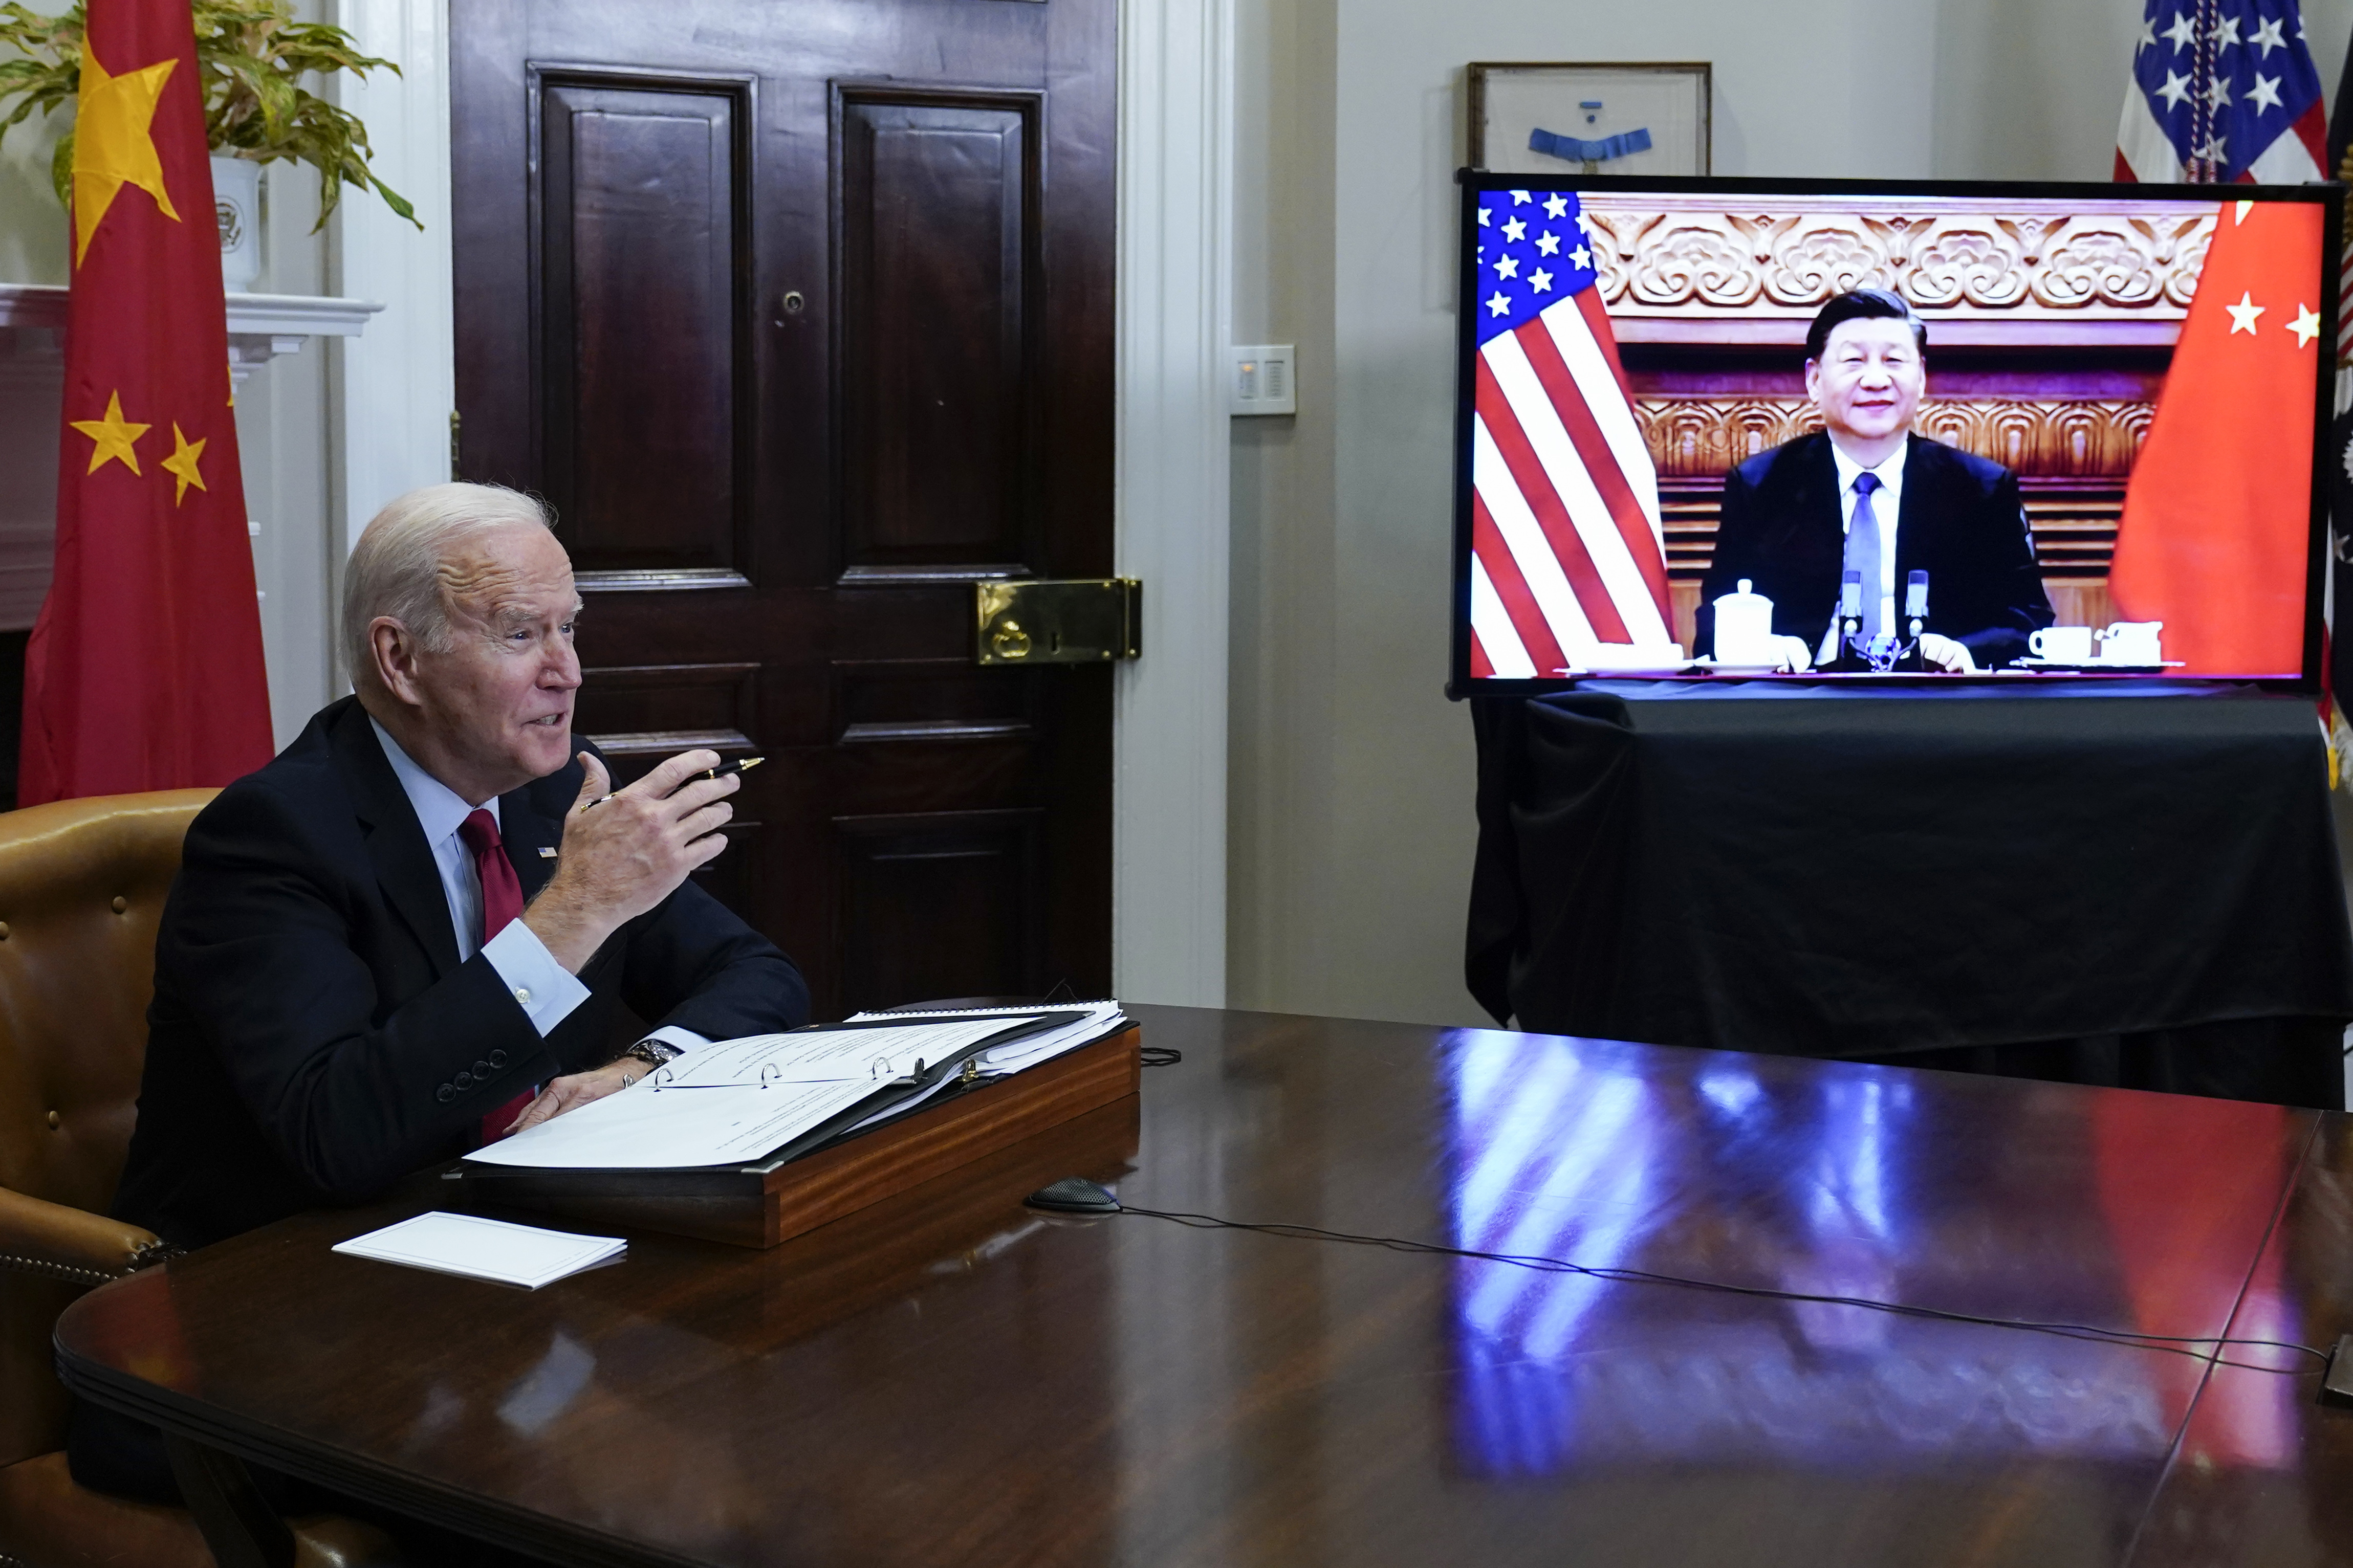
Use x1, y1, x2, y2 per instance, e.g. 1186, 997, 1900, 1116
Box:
456, 1003, 1139, 1247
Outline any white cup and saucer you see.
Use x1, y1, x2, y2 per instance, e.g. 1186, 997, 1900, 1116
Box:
2027, 625, 2093, 664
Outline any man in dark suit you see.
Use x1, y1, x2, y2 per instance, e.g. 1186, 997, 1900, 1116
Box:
1696, 289, 2053, 671
75, 482, 808, 1507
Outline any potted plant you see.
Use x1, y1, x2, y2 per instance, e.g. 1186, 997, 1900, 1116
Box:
0, 0, 417, 289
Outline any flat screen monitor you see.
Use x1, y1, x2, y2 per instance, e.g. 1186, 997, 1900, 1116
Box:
1447, 174, 2341, 691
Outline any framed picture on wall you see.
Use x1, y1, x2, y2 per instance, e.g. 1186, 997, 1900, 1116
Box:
1467, 62, 1711, 178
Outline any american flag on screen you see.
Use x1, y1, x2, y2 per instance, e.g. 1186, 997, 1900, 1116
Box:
1468, 188, 1671, 678
2114, 1, 2337, 345
2114, 0, 2327, 185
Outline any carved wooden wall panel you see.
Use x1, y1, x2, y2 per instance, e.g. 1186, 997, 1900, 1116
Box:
1584, 195, 2217, 340
1639, 397, 2153, 480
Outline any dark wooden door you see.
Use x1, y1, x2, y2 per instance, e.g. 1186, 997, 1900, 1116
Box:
451, 0, 1115, 1019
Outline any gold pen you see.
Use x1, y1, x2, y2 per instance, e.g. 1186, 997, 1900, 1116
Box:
582, 756, 764, 811
685, 756, 764, 784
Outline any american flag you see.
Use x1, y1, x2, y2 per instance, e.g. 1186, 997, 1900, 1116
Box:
1467, 187, 1671, 678
2115, 0, 2327, 184
2114, 1, 2336, 345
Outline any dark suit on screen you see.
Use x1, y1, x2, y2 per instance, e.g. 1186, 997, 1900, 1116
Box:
110, 694, 809, 1252
1695, 432, 2054, 668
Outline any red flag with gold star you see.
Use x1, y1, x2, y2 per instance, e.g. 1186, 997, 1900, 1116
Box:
20, 0, 273, 804
2109, 198, 2326, 677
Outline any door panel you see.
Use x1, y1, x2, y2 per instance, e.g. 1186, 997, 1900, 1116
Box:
837, 91, 1040, 571
453, 0, 1115, 1019
833, 658, 1034, 744
532, 73, 752, 580
833, 808, 1045, 1011
571, 662, 760, 753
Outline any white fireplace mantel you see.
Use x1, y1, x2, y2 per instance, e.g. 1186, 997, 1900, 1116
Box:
0, 284, 383, 381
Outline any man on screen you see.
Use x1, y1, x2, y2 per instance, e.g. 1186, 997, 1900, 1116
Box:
1696, 288, 2053, 671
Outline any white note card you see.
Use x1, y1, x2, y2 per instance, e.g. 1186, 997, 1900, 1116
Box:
332, 1211, 625, 1290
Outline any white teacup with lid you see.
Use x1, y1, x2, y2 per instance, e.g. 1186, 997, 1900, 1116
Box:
2097, 621, 2164, 665
1711, 579, 1777, 665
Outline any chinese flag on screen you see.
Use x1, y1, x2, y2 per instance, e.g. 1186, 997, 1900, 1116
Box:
2109, 200, 2324, 677
19, 0, 274, 805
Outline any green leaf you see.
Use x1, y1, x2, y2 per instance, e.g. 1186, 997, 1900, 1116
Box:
365, 170, 417, 230
0, 0, 421, 230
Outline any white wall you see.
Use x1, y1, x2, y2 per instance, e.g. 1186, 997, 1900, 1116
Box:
1227, 0, 2353, 1028
0, 101, 66, 284
243, 165, 340, 746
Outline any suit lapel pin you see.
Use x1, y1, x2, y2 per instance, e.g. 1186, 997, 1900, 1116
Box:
538, 847, 558, 859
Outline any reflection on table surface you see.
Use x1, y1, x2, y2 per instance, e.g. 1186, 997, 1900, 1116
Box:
1442, 1029, 2302, 1477
55, 1005, 2348, 1568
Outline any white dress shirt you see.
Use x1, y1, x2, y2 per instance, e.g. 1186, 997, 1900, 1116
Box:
1817, 439, 1908, 664
368, 718, 708, 1057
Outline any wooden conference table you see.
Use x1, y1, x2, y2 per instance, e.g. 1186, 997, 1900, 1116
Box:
55, 1005, 2353, 1566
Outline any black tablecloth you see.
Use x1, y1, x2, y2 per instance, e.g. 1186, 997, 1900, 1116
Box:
1468, 684, 2353, 1074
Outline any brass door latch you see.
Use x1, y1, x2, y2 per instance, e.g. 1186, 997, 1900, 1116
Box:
975, 579, 1141, 666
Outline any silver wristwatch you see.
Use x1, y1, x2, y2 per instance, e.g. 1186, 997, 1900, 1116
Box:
622, 1038, 682, 1071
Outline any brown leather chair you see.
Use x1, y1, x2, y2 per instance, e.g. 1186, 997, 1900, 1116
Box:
0, 789, 400, 1567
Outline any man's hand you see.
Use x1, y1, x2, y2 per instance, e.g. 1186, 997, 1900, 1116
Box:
522, 749, 737, 973
504, 1058, 647, 1136
1772, 634, 1815, 673
1918, 633, 1978, 673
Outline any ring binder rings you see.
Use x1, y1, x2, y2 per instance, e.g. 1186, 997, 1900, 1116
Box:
457, 1008, 1141, 1248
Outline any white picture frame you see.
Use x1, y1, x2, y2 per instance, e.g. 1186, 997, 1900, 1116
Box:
1468, 62, 1712, 178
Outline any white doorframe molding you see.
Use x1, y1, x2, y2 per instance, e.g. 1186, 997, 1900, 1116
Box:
326, 0, 456, 598
322, 0, 1232, 1006
1113, 0, 1234, 1007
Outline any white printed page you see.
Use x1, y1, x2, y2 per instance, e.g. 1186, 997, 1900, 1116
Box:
661, 1017, 1038, 1088
465, 1016, 1044, 1170
465, 1074, 877, 1169
838, 1003, 1128, 1133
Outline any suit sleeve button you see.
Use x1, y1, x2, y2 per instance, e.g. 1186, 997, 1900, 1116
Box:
436, 1084, 455, 1103
454, 1071, 472, 1089
473, 1059, 492, 1078
488, 1049, 508, 1069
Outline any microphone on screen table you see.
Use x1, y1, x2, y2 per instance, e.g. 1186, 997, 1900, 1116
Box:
1905, 570, 1928, 641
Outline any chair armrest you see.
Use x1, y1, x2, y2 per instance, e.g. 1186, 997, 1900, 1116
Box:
0, 1185, 169, 1287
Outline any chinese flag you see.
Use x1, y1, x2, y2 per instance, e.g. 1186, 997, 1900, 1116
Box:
19, 0, 273, 805
2109, 200, 2325, 677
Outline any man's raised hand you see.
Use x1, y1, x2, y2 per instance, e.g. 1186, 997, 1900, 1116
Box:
521, 748, 737, 973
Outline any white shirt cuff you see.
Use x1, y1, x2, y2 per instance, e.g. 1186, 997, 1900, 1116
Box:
641, 1025, 714, 1056
481, 921, 593, 1036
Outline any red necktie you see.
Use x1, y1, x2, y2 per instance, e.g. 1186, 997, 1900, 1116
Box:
459, 809, 536, 1142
